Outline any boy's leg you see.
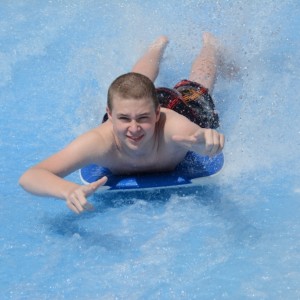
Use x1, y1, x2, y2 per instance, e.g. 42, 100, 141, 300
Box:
131, 36, 169, 82
189, 32, 219, 92
172, 32, 220, 129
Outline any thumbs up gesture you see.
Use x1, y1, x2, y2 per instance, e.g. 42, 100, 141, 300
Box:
172, 128, 224, 157
66, 176, 108, 214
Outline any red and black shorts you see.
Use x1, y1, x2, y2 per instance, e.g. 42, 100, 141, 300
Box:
156, 79, 219, 129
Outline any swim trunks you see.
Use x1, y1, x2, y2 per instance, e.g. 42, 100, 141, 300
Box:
102, 79, 219, 128
156, 79, 219, 129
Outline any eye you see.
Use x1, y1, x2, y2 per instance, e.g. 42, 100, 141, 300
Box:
138, 116, 149, 122
119, 116, 130, 121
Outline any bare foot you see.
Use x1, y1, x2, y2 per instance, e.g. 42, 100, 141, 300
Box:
131, 35, 169, 81
202, 32, 220, 49
149, 35, 169, 52
202, 32, 239, 79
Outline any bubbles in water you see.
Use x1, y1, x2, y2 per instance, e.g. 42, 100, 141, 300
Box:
2, 1, 300, 298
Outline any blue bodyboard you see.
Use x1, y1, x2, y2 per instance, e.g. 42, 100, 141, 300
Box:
79, 151, 224, 191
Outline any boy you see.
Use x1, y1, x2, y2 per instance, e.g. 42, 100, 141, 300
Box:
19, 32, 225, 214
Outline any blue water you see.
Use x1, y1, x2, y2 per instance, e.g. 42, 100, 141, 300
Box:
1, 1, 300, 299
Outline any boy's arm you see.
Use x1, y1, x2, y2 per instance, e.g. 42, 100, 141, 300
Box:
19, 130, 109, 213
164, 109, 225, 156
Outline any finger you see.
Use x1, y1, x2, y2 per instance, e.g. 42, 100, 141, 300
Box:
69, 193, 93, 213
213, 133, 224, 155
83, 176, 108, 197
93, 176, 108, 189
67, 198, 80, 214
216, 133, 225, 155
69, 193, 86, 213
202, 129, 214, 155
208, 132, 225, 157
210, 131, 222, 156
220, 133, 225, 150
77, 177, 108, 212
71, 189, 95, 213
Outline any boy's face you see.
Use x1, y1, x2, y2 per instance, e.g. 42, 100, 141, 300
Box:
107, 95, 160, 153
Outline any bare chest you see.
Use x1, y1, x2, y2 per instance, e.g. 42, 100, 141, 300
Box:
101, 147, 186, 175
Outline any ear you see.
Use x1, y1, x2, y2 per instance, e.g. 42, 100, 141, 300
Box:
155, 105, 161, 122
106, 107, 112, 120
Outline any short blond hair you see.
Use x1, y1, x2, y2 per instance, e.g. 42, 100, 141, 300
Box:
107, 72, 159, 110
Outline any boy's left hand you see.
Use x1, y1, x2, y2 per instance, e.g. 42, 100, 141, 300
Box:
172, 128, 224, 157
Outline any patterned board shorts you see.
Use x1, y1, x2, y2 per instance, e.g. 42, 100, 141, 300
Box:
156, 79, 219, 129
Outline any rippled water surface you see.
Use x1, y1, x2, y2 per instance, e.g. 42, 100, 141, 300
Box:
1, 1, 300, 299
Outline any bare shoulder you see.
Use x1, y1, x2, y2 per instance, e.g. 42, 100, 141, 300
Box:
160, 108, 200, 138
34, 122, 115, 176
70, 121, 115, 157
82, 122, 112, 144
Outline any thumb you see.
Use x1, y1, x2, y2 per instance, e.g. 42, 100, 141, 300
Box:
83, 176, 108, 197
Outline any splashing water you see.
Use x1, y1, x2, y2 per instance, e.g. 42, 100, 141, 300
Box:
1, 1, 300, 299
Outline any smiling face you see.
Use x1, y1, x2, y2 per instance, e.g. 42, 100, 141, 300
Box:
107, 95, 160, 155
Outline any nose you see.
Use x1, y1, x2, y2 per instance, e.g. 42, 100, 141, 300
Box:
129, 120, 140, 133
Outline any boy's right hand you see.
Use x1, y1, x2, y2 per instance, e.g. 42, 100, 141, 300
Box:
66, 176, 108, 214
